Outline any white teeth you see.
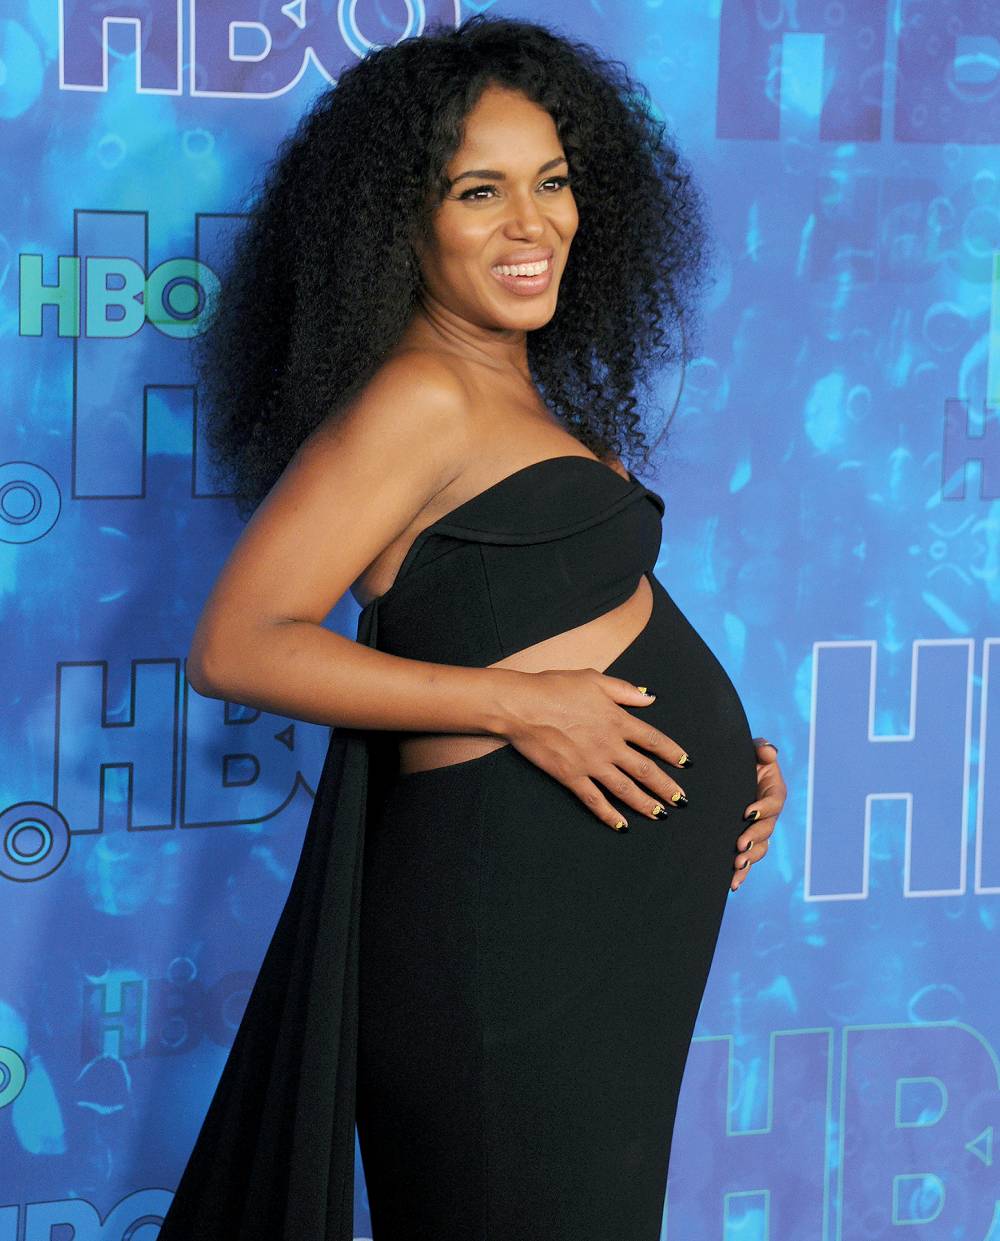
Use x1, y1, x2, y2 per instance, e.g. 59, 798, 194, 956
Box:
492, 258, 549, 277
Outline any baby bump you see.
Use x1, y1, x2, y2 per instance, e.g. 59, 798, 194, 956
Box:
364, 576, 759, 1040
607, 572, 759, 823
395, 570, 658, 776
395, 569, 758, 836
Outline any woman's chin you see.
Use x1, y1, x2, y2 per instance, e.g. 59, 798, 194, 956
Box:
484, 293, 560, 331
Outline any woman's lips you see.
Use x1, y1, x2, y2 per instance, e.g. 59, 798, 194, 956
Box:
488, 256, 554, 296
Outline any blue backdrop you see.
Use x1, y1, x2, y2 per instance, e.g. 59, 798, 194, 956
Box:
2, 1, 999, 1237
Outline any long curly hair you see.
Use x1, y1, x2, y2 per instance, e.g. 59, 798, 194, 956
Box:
194, 13, 716, 520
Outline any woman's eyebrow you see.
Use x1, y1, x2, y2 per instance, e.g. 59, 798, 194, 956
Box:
448, 155, 568, 185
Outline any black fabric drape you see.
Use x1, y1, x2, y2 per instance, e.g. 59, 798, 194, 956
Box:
157, 598, 384, 1240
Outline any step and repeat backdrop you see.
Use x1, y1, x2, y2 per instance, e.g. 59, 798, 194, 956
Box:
2, 0, 998, 1237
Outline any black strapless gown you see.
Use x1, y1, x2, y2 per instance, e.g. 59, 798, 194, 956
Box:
156, 456, 758, 1241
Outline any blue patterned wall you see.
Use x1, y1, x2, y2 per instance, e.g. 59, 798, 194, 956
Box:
2, 1, 998, 1238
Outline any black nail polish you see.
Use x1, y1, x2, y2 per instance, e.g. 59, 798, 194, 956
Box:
652, 805, 670, 820
743, 808, 760, 823
671, 793, 689, 807
678, 755, 693, 768
740, 858, 750, 869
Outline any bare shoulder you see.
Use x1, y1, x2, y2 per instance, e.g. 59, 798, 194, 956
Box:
204, 350, 478, 630
307, 348, 474, 477
280, 348, 478, 537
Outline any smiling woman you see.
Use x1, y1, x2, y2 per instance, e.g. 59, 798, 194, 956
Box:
153, 13, 781, 1241
409, 87, 578, 325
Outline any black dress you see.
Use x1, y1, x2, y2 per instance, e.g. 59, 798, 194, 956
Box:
156, 455, 758, 1241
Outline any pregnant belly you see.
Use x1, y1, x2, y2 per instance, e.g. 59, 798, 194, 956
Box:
396, 570, 657, 774
396, 572, 757, 820
613, 573, 759, 817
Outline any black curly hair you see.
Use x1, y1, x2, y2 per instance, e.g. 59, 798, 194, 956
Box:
194, 13, 716, 520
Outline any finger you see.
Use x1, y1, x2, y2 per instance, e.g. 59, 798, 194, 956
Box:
730, 842, 767, 891
752, 737, 779, 756
744, 809, 784, 848
615, 746, 688, 815
621, 717, 692, 770
736, 827, 757, 854
570, 775, 634, 833
734, 835, 770, 864
734, 834, 756, 866
743, 803, 780, 829
744, 790, 785, 822
593, 762, 674, 822
604, 675, 659, 708
752, 772, 787, 800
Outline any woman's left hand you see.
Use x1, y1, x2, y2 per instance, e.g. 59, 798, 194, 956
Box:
731, 738, 786, 892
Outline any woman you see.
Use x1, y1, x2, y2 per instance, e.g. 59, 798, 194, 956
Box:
159, 13, 787, 1241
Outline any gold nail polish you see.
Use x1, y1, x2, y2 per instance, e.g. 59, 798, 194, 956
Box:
636, 685, 647, 694
612, 817, 629, 831
677, 751, 692, 767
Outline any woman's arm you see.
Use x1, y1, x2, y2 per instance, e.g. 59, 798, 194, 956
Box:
187, 353, 518, 738
186, 355, 687, 835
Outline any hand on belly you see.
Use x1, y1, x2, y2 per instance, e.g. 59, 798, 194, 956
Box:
397, 574, 655, 775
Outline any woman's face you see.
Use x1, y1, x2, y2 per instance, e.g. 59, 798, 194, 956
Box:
415, 83, 579, 333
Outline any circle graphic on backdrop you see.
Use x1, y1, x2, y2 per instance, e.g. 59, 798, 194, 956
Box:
0, 461, 60, 543
0, 1046, 27, 1108
0, 801, 71, 881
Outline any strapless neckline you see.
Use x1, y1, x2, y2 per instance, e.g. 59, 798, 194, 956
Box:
361, 455, 663, 611
431, 453, 637, 526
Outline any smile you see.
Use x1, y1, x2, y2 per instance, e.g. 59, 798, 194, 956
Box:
488, 256, 554, 296
491, 258, 550, 276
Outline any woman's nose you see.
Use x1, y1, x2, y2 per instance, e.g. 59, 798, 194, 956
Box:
503, 191, 546, 237
504, 212, 545, 239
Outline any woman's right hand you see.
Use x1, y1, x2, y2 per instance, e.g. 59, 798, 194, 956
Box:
499, 667, 691, 831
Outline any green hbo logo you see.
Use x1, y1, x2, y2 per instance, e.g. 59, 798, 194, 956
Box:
18, 254, 218, 338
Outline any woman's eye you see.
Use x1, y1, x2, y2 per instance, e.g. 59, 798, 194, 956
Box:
456, 175, 572, 202
458, 183, 498, 201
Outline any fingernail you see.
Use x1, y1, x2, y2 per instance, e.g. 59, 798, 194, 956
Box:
612, 817, 629, 832
677, 751, 693, 767
742, 838, 753, 852
651, 803, 669, 819
670, 790, 688, 806
636, 685, 655, 699
763, 740, 779, 753
743, 808, 760, 823
739, 857, 750, 869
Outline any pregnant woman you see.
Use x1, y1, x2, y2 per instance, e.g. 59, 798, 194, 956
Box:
158, 14, 786, 1241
